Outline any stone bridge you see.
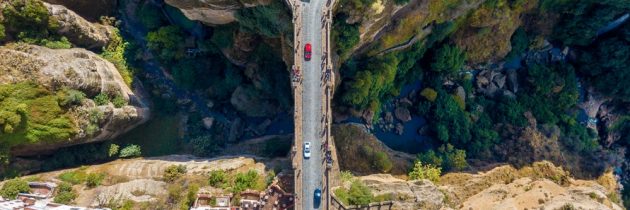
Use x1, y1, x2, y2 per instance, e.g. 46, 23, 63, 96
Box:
286, 0, 340, 209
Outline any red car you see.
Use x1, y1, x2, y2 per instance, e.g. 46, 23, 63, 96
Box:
304, 43, 312, 61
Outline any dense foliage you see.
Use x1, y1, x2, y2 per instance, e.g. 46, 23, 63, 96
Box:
234, 1, 292, 38
408, 161, 441, 182
0, 0, 72, 48
0, 178, 29, 198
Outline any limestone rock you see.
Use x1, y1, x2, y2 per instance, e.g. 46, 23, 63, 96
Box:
202, 117, 215, 130
164, 0, 271, 25
384, 112, 394, 124
394, 107, 411, 122
0, 44, 150, 156
395, 123, 404, 135
353, 174, 446, 210
45, 3, 115, 50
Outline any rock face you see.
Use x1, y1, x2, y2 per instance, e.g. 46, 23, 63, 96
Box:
230, 85, 279, 117
0, 44, 150, 155
356, 174, 445, 210
45, 3, 115, 50
164, 0, 271, 25
43, 0, 117, 21
341, 161, 623, 210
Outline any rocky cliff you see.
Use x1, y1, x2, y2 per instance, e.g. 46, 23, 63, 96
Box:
339, 161, 623, 210
45, 2, 116, 50
164, 0, 272, 25
0, 44, 150, 156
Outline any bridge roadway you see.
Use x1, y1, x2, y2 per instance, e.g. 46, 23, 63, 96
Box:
287, 0, 338, 208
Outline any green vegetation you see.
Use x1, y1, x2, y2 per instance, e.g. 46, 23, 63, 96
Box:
341, 54, 399, 114
430, 44, 466, 74
1, 0, 65, 46
233, 170, 262, 193
119, 144, 142, 158
58, 168, 88, 184
85, 172, 105, 188
53, 182, 77, 204
137, 4, 167, 30
547, 0, 630, 46
506, 27, 529, 59
0, 178, 30, 198
101, 29, 135, 86
408, 161, 441, 182
333, 14, 361, 58
359, 145, 393, 173
234, 1, 292, 38
417, 144, 467, 171
208, 170, 228, 188
163, 165, 187, 182
189, 135, 219, 157
146, 25, 185, 62
334, 180, 374, 206
0, 83, 77, 163
114, 114, 181, 157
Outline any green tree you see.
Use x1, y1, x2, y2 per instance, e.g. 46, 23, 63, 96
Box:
208, 170, 228, 188
208, 170, 229, 189
333, 14, 360, 58
119, 144, 141, 158
431, 44, 466, 74
408, 161, 441, 182
235, 1, 291, 38
108, 144, 120, 157
146, 25, 185, 62
233, 170, 261, 193
0, 178, 30, 199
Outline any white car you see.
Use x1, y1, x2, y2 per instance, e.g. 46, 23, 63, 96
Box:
304, 142, 311, 159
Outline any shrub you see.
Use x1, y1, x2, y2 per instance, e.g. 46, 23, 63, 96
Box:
0, 178, 30, 199
101, 29, 134, 85
61, 89, 86, 106
147, 25, 185, 62
138, 4, 166, 30
111, 95, 126, 108
346, 180, 373, 205
85, 173, 105, 188
408, 161, 441, 182
420, 88, 438, 102
53, 182, 76, 204
119, 144, 141, 158
163, 165, 187, 182
2, 0, 58, 41
208, 170, 228, 188
333, 14, 360, 58
93, 93, 110, 106
42, 37, 72, 49
108, 144, 120, 157
233, 170, 261, 193
430, 44, 466, 74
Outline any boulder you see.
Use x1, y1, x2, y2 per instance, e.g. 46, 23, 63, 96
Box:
384, 112, 394, 124
506, 69, 519, 93
493, 73, 506, 89
45, 3, 115, 50
202, 117, 215, 130
1, 44, 149, 156
395, 123, 404, 135
455, 86, 466, 104
394, 107, 411, 122
228, 118, 243, 142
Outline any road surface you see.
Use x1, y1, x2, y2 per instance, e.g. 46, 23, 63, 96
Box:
301, 0, 326, 208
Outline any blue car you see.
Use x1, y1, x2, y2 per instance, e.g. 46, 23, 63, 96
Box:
314, 188, 322, 208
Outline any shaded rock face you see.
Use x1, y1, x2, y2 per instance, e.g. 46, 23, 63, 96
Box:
0, 44, 150, 156
164, 0, 271, 25
43, 0, 117, 22
230, 85, 279, 117
45, 3, 115, 50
